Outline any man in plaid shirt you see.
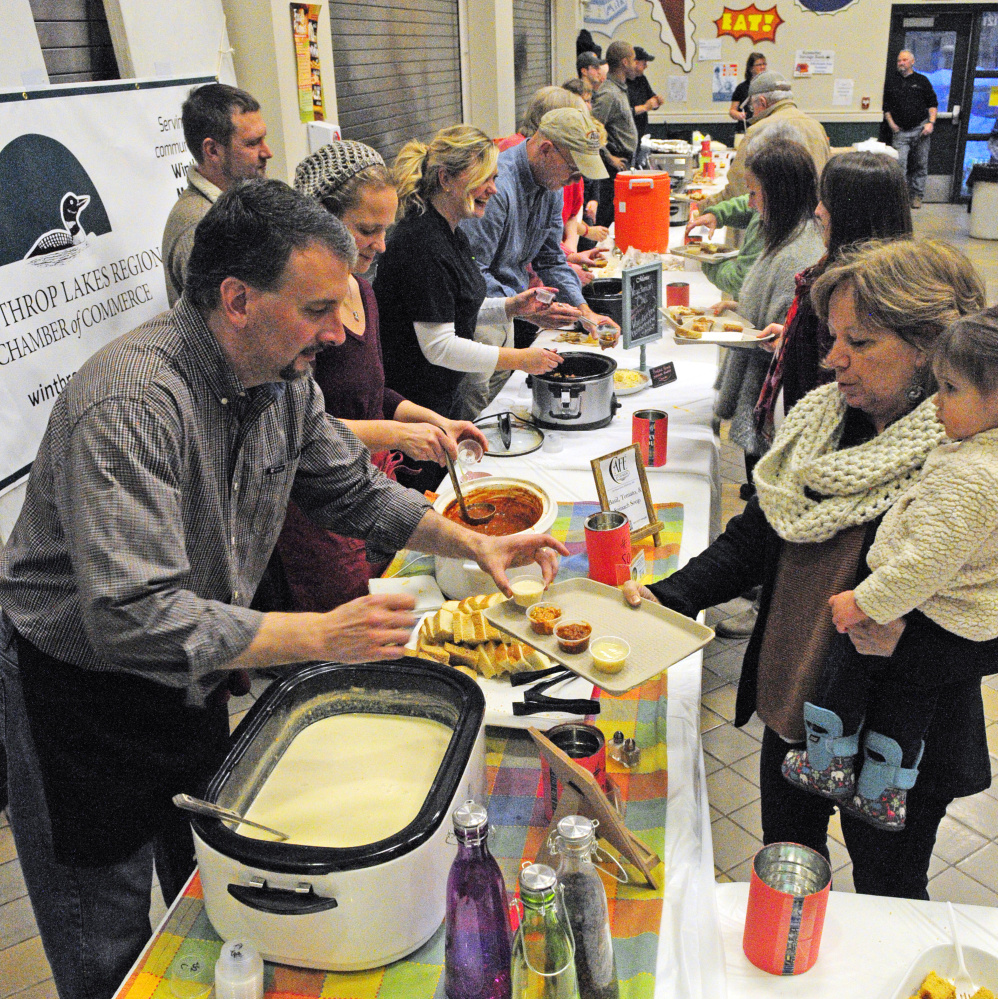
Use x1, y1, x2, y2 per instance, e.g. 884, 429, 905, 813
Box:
0, 180, 567, 999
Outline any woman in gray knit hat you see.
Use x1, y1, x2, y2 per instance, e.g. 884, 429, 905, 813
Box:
273, 140, 487, 611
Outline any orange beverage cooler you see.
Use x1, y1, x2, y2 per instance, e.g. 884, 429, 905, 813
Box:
613, 171, 671, 253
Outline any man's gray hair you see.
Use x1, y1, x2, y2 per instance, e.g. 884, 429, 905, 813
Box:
185, 179, 357, 313
744, 120, 807, 157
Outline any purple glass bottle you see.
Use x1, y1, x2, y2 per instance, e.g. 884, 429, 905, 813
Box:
445, 800, 512, 999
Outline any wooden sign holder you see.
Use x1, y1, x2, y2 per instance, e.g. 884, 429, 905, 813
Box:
591, 444, 665, 546
529, 727, 661, 889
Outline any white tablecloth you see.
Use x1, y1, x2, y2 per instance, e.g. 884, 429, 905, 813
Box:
715, 882, 998, 999
470, 259, 728, 998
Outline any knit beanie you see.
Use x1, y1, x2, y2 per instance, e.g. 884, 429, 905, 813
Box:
294, 140, 386, 202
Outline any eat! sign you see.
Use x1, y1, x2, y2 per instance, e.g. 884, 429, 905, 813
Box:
714, 4, 784, 43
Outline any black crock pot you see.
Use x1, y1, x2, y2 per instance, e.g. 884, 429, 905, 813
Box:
582, 278, 622, 327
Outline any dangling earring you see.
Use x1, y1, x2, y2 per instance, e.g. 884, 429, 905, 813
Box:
906, 364, 927, 403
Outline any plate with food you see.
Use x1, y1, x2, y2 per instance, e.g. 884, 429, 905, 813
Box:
665, 309, 774, 348
485, 577, 714, 695
670, 242, 739, 262
890, 944, 998, 999
613, 368, 651, 396
406, 592, 595, 729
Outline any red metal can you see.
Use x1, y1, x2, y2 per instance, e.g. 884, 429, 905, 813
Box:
742, 843, 831, 975
584, 510, 632, 587
633, 409, 668, 467
666, 282, 690, 308
540, 723, 607, 821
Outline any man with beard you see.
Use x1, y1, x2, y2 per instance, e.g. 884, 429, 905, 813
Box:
162, 83, 273, 304
0, 180, 568, 999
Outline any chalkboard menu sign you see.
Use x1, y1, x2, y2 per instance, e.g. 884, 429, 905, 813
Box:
622, 262, 663, 351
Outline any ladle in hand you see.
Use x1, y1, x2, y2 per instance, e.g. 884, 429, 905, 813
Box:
443, 450, 496, 526
172, 793, 289, 841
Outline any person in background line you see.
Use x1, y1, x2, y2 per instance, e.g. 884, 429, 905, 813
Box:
628, 46, 663, 168
591, 40, 640, 227
882, 49, 938, 209
499, 87, 609, 282
274, 140, 488, 610
703, 70, 830, 210
161, 83, 271, 305
458, 108, 618, 418
0, 179, 570, 999
576, 51, 603, 91
755, 150, 913, 433
624, 239, 990, 900
712, 138, 824, 512
729, 52, 767, 124
374, 125, 573, 490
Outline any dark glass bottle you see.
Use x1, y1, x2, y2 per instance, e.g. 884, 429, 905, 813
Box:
444, 800, 512, 999
552, 816, 619, 999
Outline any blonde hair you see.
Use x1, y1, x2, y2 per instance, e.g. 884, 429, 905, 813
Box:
811, 238, 986, 355
519, 86, 585, 137
394, 125, 498, 217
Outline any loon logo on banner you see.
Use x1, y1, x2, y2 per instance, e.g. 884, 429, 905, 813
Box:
0, 134, 112, 269
794, 0, 858, 13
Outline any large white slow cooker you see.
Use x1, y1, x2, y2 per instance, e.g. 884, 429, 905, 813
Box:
190, 660, 486, 971
431, 476, 557, 599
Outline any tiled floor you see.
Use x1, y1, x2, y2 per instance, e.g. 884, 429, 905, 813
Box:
1, 204, 995, 997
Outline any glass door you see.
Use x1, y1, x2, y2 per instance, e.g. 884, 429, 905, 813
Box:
957, 10, 998, 196
887, 6, 976, 202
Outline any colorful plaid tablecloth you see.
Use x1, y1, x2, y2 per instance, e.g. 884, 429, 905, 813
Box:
116, 503, 683, 999
384, 501, 684, 586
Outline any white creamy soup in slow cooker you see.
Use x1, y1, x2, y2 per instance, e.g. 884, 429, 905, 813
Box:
239, 713, 452, 848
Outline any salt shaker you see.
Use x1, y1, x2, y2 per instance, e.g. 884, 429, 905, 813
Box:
214, 939, 264, 999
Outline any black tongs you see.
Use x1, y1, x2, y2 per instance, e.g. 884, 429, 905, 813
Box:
509, 666, 600, 717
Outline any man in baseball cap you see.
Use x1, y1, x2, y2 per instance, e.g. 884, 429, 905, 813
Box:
534, 106, 609, 183
629, 46, 662, 167
701, 68, 830, 209
458, 105, 618, 418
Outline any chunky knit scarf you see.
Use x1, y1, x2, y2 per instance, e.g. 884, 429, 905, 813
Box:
754, 382, 946, 544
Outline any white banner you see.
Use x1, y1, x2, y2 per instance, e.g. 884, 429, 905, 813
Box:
0, 76, 212, 495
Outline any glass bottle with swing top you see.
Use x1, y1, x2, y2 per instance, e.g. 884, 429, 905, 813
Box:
550, 815, 619, 999
510, 864, 580, 999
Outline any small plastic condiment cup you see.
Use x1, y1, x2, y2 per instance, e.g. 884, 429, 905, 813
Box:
534, 287, 557, 305
554, 619, 593, 654
457, 438, 484, 466
511, 578, 545, 608
528, 602, 562, 635
596, 323, 617, 348
590, 636, 630, 674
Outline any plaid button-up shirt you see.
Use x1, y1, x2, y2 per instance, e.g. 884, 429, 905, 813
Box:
0, 298, 429, 702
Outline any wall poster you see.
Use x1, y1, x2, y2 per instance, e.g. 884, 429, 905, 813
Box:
290, 3, 325, 123
650, 0, 696, 72
583, 0, 639, 37
714, 5, 785, 44
0, 77, 211, 495
712, 62, 740, 102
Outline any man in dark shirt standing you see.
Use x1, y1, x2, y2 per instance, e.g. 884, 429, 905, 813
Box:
882, 49, 938, 208
627, 46, 663, 168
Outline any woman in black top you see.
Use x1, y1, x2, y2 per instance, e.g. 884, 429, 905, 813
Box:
375, 125, 566, 489
729, 52, 767, 124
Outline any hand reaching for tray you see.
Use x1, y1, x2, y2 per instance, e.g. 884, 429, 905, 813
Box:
621, 581, 660, 607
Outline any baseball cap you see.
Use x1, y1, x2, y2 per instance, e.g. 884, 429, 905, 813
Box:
634, 46, 654, 62
747, 70, 792, 100
537, 107, 609, 180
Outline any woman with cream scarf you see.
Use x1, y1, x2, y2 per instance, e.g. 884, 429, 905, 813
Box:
625, 239, 991, 898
